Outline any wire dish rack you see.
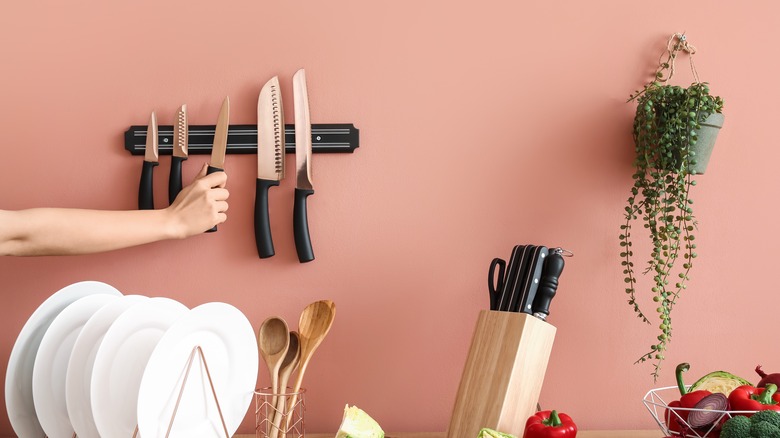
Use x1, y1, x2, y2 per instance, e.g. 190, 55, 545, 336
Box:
643, 386, 759, 437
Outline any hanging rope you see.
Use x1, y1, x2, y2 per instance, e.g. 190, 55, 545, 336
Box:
657, 33, 700, 84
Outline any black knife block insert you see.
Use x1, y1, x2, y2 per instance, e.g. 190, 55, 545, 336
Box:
124, 123, 359, 155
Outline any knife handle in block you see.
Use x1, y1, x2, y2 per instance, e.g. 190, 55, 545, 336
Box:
293, 188, 315, 263
138, 160, 158, 210
205, 165, 223, 232
532, 252, 565, 320
168, 156, 186, 205
254, 179, 279, 258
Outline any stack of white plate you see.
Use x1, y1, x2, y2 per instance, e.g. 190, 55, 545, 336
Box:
5, 281, 259, 438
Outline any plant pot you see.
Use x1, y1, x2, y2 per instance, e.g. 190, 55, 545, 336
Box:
690, 112, 724, 175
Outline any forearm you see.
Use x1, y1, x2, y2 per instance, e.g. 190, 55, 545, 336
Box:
0, 208, 181, 256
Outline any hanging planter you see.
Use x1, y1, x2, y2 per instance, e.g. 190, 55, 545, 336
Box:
620, 33, 724, 381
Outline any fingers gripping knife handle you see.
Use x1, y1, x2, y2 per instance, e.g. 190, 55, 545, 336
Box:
532, 251, 565, 320
293, 188, 315, 263
205, 165, 223, 232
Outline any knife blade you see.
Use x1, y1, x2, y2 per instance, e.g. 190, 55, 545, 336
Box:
293, 69, 315, 263
138, 111, 158, 210
206, 96, 230, 232
168, 104, 188, 205
254, 77, 285, 258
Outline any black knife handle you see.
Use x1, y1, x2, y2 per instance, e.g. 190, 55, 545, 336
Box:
532, 252, 565, 319
168, 156, 186, 205
205, 165, 223, 233
255, 179, 279, 258
293, 188, 315, 263
138, 160, 158, 210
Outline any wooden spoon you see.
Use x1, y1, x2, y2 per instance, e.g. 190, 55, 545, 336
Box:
284, 300, 336, 432
270, 331, 301, 438
257, 316, 290, 411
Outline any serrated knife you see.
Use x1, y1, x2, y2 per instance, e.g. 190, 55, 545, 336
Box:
206, 96, 229, 233
138, 111, 158, 210
293, 69, 315, 263
254, 77, 285, 258
168, 104, 188, 205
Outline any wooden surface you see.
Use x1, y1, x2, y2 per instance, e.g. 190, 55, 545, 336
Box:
236, 431, 660, 438
448, 311, 557, 437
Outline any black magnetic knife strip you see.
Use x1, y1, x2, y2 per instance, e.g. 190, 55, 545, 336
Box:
124, 123, 359, 155
507, 245, 535, 313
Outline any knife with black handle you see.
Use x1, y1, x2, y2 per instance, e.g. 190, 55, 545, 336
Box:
507, 245, 535, 313
255, 76, 285, 258
532, 248, 567, 320
206, 97, 230, 233
497, 245, 522, 311
138, 112, 158, 210
293, 69, 315, 263
517, 246, 549, 314
168, 105, 188, 205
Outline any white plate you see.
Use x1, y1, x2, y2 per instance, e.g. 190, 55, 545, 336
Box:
5, 281, 122, 438
65, 295, 150, 438
32, 293, 122, 438
91, 297, 189, 438
137, 302, 259, 438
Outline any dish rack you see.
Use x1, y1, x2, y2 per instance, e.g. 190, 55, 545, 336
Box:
643, 386, 758, 437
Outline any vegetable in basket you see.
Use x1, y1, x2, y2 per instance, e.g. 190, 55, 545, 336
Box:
720, 410, 780, 437
756, 365, 780, 389
728, 384, 780, 413
665, 363, 712, 434
524, 410, 577, 437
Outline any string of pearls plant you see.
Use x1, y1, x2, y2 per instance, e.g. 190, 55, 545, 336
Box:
620, 34, 723, 381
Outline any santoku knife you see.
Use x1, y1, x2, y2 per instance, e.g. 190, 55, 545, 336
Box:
169, 104, 188, 205
255, 77, 285, 258
293, 69, 315, 263
206, 96, 230, 232
138, 112, 158, 210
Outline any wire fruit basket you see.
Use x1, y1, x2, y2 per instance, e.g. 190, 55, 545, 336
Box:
643, 386, 758, 437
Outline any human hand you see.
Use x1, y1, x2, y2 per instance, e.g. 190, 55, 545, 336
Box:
165, 163, 229, 238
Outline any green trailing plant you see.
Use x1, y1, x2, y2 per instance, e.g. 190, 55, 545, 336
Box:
620, 34, 724, 381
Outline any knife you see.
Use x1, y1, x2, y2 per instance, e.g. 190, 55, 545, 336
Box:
532, 248, 567, 320
168, 104, 188, 205
206, 96, 230, 233
254, 77, 285, 258
293, 69, 315, 263
516, 246, 549, 314
138, 111, 158, 210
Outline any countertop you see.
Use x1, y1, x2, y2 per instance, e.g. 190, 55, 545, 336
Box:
236, 431, 661, 437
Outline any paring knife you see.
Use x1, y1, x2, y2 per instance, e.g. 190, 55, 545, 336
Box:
168, 104, 188, 205
138, 112, 158, 210
206, 96, 230, 233
255, 77, 285, 258
293, 69, 315, 263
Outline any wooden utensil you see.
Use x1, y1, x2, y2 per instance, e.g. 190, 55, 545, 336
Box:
257, 316, 290, 413
270, 331, 301, 438
284, 300, 336, 431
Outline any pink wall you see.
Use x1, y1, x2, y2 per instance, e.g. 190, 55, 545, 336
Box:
1, 0, 779, 435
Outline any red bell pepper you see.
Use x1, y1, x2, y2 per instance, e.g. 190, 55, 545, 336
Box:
665, 363, 711, 434
524, 410, 577, 438
728, 383, 780, 413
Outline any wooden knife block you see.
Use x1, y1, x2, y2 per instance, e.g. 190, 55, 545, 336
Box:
447, 310, 556, 438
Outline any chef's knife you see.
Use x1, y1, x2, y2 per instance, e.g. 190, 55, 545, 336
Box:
206, 96, 230, 233
255, 76, 285, 258
168, 104, 188, 205
293, 69, 315, 263
532, 248, 566, 320
138, 111, 158, 210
